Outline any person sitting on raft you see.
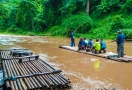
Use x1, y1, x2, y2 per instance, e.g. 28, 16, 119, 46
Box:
78, 38, 85, 50
87, 38, 94, 51
100, 39, 107, 50
84, 38, 88, 49
92, 38, 101, 53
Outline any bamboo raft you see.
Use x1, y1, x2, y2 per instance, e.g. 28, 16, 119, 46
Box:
59, 45, 132, 62
0, 49, 71, 90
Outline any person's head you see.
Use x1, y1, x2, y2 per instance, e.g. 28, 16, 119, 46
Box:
89, 38, 92, 41
100, 38, 103, 42
118, 29, 122, 34
96, 38, 99, 42
80, 38, 83, 41
71, 30, 73, 32
84, 38, 86, 40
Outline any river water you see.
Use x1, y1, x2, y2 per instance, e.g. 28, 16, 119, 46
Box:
0, 35, 132, 90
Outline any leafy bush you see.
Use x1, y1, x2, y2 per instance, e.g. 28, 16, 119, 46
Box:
61, 14, 93, 35
110, 15, 124, 33
122, 0, 132, 14
88, 26, 110, 39
6, 25, 25, 34
123, 29, 132, 39
7, 25, 17, 33
49, 26, 61, 33
48, 26, 65, 36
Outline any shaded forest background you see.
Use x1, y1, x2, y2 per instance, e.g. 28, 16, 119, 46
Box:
0, 0, 132, 39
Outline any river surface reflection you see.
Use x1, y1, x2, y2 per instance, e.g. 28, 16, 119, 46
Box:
0, 35, 132, 90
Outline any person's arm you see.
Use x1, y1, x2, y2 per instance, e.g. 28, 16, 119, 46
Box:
116, 35, 120, 45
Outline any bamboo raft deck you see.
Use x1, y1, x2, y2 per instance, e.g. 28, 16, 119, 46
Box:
0, 49, 71, 90
59, 45, 132, 62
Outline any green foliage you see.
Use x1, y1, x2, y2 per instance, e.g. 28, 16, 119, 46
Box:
0, 3, 9, 18
110, 15, 124, 33
49, 26, 64, 36
123, 29, 132, 39
88, 26, 111, 39
123, 15, 132, 29
61, 14, 93, 35
122, 0, 132, 14
60, 0, 86, 16
33, 13, 46, 32
43, 0, 63, 27
16, 0, 38, 30
96, 0, 123, 14
0, 0, 132, 39
6, 25, 25, 34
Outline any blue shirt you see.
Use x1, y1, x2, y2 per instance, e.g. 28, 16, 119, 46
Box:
88, 41, 94, 48
84, 40, 88, 44
70, 32, 74, 39
116, 34, 125, 45
100, 42, 107, 49
78, 40, 85, 46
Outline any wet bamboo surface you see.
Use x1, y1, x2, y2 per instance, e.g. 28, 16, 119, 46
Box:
0, 49, 71, 90
60, 45, 132, 62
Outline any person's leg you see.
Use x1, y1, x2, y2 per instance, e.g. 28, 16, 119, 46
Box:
78, 46, 80, 50
121, 43, 124, 57
71, 38, 73, 47
73, 38, 75, 46
117, 44, 121, 58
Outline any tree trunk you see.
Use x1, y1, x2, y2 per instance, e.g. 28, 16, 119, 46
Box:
86, 0, 89, 15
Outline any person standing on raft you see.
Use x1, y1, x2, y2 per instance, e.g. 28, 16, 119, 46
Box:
69, 30, 75, 47
116, 29, 125, 58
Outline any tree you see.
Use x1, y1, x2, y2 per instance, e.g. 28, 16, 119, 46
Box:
86, 0, 89, 14
0, 4, 9, 19
16, 0, 37, 30
43, 0, 63, 28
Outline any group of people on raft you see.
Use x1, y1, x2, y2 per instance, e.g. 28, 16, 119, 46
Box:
78, 38, 107, 53
69, 30, 107, 53
69, 29, 125, 57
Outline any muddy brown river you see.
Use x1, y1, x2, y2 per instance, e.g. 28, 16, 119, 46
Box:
0, 35, 132, 90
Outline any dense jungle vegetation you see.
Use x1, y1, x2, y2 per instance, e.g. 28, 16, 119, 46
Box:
0, 0, 132, 39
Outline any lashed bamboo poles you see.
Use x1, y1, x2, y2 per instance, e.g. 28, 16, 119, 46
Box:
11, 60, 27, 90
31, 61, 63, 89
39, 59, 70, 82
35, 60, 70, 86
13, 59, 34, 89
20, 63, 42, 89
23, 61, 51, 88
15, 61, 36, 89
4, 60, 16, 90
2, 61, 11, 90
32, 61, 65, 85
8, 60, 22, 90
1, 50, 71, 89
15, 58, 50, 89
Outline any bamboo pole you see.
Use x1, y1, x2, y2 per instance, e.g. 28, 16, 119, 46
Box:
38, 60, 69, 81
24, 62, 50, 88
4, 60, 15, 90
17, 62, 35, 89
22, 62, 40, 89
13, 60, 33, 89
27, 61, 55, 86
8, 60, 23, 90
32, 61, 62, 85
6, 60, 19, 90
11, 60, 27, 90
34, 61, 67, 85
40, 59, 70, 81
2, 61, 11, 90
